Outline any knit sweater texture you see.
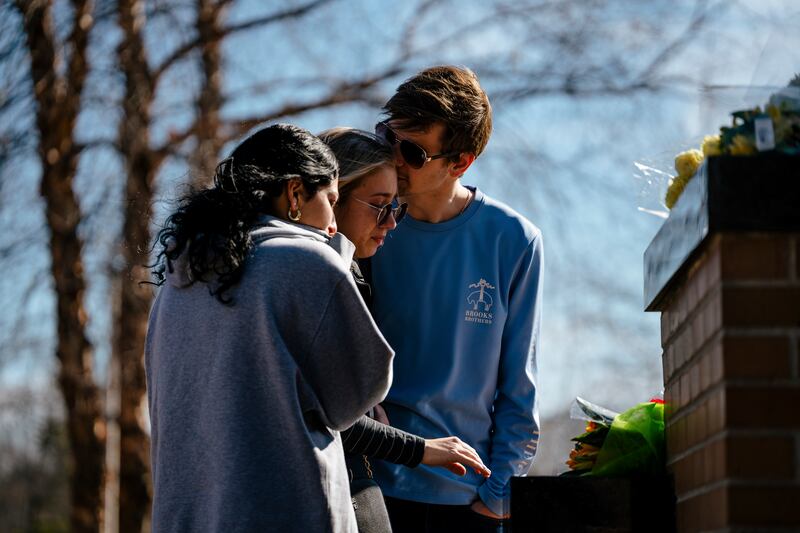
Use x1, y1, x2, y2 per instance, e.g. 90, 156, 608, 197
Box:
145, 216, 394, 533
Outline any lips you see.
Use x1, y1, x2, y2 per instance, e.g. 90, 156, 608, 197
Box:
371, 234, 386, 246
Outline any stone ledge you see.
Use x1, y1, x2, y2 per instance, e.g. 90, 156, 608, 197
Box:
511, 475, 675, 532
644, 155, 800, 312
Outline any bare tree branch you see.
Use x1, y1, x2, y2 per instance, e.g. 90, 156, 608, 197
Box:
0, 225, 47, 262
151, 0, 334, 82
73, 138, 118, 154
186, 0, 227, 185
635, 0, 716, 84
0, 269, 50, 365
223, 67, 400, 142
397, 0, 441, 60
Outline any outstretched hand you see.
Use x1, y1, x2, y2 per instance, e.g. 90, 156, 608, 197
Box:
422, 437, 491, 478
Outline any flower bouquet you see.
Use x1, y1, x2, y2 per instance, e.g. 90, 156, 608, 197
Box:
563, 397, 665, 478
664, 74, 800, 209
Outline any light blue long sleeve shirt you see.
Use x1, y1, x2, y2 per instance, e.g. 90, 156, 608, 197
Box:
370, 187, 543, 516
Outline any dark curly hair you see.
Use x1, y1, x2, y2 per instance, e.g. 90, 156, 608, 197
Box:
151, 123, 338, 303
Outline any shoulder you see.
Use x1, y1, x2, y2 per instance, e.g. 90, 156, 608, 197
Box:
251, 236, 352, 280
476, 191, 542, 246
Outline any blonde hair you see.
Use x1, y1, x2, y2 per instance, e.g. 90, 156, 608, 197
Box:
317, 127, 393, 201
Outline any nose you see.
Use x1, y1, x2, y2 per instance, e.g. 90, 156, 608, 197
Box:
380, 211, 398, 230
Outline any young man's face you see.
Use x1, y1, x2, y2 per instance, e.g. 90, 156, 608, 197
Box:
386, 121, 455, 198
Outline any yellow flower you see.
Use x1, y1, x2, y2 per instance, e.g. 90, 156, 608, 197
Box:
665, 174, 690, 210
674, 149, 703, 179
701, 135, 722, 157
767, 104, 781, 122
729, 134, 756, 156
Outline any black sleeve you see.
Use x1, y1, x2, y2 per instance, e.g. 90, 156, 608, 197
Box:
357, 257, 373, 288
341, 414, 426, 468
350, 261, 373, 309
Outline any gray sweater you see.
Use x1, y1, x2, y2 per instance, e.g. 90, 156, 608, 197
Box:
145, 217, 394, 532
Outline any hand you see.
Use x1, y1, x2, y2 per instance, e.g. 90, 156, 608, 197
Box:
421, 436, 491, 478
470, 499, 509, 520
373, 404, 389, 425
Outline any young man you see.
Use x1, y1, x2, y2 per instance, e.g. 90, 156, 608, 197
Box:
369, 66, 544, 532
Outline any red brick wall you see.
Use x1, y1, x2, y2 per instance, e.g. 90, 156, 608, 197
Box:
660, 233, 800, 532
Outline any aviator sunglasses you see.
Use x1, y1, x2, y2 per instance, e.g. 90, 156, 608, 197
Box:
375, 122, 460, 169
350, 197, 408, 226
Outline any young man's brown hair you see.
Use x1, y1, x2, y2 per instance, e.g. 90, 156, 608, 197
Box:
382, 65, 492, 160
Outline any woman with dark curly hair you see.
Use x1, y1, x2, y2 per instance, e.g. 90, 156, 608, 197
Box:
145, 123, 394, 533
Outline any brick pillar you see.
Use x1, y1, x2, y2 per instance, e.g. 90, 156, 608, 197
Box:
658, 233, 800, 532
644, 155, 800, 533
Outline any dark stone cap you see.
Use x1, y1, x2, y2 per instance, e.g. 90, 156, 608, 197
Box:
644, 155, 800, 311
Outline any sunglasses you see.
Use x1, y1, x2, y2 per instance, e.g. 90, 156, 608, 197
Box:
375, 122, 460, 169
350, 197, 408, 225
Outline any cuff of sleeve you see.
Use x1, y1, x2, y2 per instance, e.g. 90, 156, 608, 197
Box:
406, 434, 425, 468
477, 481, 509, 517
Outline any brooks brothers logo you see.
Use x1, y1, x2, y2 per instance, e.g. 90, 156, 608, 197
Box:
465, 278, 494, 324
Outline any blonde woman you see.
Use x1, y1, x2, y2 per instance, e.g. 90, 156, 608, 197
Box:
319, 128, 490, 533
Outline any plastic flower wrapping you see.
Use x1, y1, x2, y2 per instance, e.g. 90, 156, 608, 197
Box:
635, 73, 800, 215
562, 397, 665, 477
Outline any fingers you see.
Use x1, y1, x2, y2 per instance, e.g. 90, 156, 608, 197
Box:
446, 462, 467, 476
459, 449, 491, 478
446, 438, 491, 477
422, 437, 492, 478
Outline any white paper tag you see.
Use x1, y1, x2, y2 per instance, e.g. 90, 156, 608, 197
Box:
754, 116, 776, 151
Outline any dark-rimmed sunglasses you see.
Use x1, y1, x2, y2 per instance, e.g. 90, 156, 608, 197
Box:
350, 197, 408, 225
375, 122, 460, 169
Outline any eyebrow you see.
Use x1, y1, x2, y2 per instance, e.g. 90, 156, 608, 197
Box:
369, 192, 394, 199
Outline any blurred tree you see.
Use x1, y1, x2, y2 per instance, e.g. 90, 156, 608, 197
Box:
1, 0, 718, 531
110, 1, 404, 530
11, 1, 104, 531
0, 414, 70, 533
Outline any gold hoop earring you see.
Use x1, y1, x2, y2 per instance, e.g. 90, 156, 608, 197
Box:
288, 208, 301, 221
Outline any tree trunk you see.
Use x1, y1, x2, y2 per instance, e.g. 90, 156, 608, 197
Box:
114, 180, 155, 533
103, 275, 122, 533
116, 1, 157, 531
189, 0, 227, 186
15, 1, 105, 531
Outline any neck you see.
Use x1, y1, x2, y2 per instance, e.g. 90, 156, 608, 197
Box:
404, 182, 472, 224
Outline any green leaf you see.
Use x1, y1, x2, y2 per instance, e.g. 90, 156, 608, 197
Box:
572, 424, 610, 447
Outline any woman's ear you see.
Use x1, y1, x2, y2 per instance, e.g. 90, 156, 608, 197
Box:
285, 178, 304, 208
449, 153, 476, 178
